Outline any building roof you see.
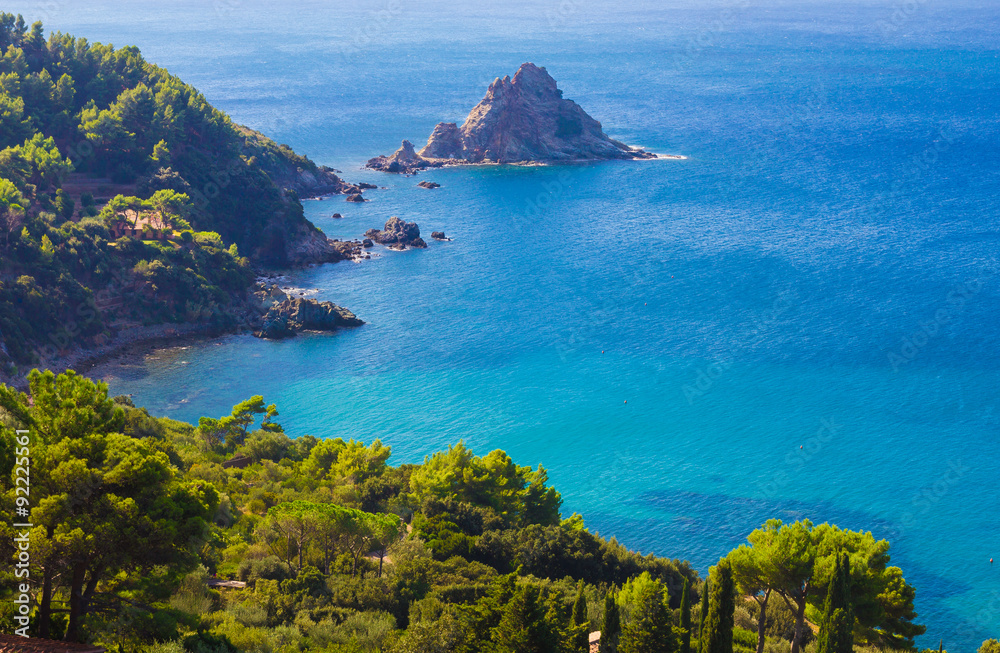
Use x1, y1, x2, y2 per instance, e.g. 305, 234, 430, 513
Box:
0, 635, 105, 653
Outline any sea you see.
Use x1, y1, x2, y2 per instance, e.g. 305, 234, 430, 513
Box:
14, 0, 1000, 648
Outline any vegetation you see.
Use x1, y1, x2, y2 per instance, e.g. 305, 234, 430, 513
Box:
0, 369, 973, 652
0, 14, 345, 368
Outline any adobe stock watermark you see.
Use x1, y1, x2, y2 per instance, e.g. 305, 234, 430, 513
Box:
671, 0, 752, 71
682, 289, 799, 404
954, 589, 1000, 649
874, 0, 930, 35
522, 169, 574, 228
337, 0, 404, 63
11, 429, 33, 636
214, 0, 241, 17
884, 125, 960, 202
759, 417, 842, 499
892, 459, 969, 538
546, 0, 578, 30
888, 266, 996, 371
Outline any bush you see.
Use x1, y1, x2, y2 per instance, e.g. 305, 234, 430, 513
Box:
238, 555, 294, 584
308, 611, 397, 651
181, 631, 237, 653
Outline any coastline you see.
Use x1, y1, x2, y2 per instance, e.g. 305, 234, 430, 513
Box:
1, 321, 242, 391
364, 152, 687, 175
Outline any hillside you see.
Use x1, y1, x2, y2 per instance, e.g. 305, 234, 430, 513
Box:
0, 14, 363, 371
0, 370, 939, 652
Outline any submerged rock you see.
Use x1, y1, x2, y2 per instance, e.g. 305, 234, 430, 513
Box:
364, 216, 427, 249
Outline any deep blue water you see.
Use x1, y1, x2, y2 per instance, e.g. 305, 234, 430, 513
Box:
16, 1, 1000, 648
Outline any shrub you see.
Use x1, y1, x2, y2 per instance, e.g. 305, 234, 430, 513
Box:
238, 555, 294, 584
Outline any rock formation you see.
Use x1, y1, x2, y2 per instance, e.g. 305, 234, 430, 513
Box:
285, 224, 363, 265
417, 181, 441, 189
431, 231, 450, 241
364, 216, 427, 250
365, 140, 440, 174
254, 285, 363, 339
365, 63, 655, 171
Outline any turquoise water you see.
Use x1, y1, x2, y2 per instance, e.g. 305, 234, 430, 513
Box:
18, 0, 1000, 648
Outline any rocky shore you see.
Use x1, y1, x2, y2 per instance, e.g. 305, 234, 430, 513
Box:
1, 280, 367, 389
254, 285, 364, 339
366, 63, 664, 173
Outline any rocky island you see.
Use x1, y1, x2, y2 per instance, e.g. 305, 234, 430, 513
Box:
365, 216, 428, 250
366, 62, 659, 173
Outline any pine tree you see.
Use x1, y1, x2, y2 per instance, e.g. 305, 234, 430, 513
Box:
700, 561, 735, 653
492, 584, 560, 653
680, 577, 692, 653
602, 590, 621, 653
817, 553, 854, 653
573, 580, 590, 652
619, 578, 677, 653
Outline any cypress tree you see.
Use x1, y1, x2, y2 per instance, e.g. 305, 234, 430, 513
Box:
573, 580, 590, 652
602, 590, 621, 653
817, 553, 854, 653
680, 577, 692, 653
698, 577, 710, 643
700, 560, 735, 653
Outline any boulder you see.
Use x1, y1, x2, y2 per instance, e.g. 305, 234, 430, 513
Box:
417, 181, 441, 189
331, 213, 343, 218
364, 216, 428, 249
257, 297, 364, 339
431, 231, 450, 241
345, 193, 367, 202
362, 238, 373, 248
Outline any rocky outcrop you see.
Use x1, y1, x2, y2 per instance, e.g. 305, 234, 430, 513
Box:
254, 285, 363, 339
365, 63, 656, 170
417, 181, 441, 189
431, 231, 450, 241
365, 140, 442, 174
346, 193, 367, 202
285, 224, 363, 265
364, 216, 427, 250
420, 122, 464, 159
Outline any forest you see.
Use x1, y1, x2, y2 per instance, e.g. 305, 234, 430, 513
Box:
0, 13, 345, 369
1, 369, 991, 653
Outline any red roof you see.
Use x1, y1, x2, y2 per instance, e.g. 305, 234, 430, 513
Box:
0, 635, 105, 653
